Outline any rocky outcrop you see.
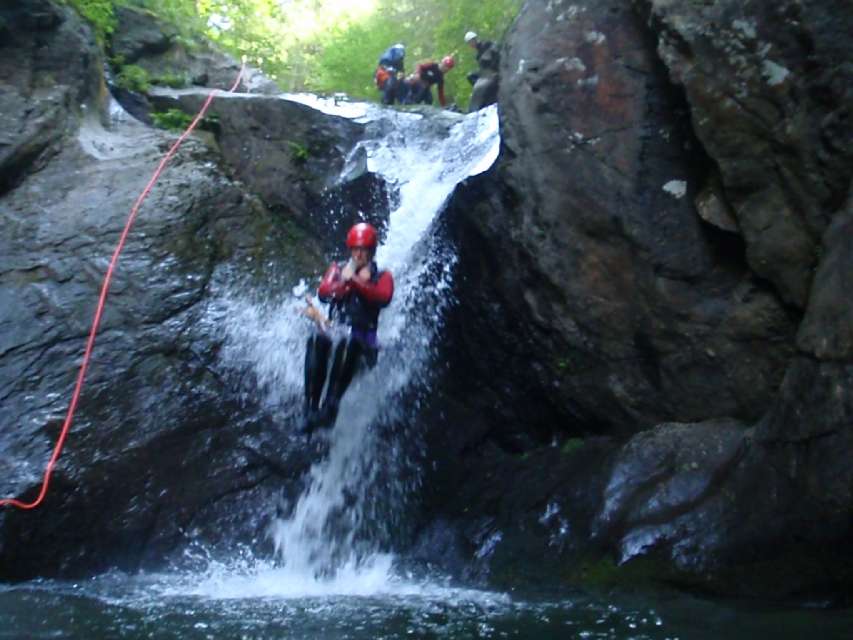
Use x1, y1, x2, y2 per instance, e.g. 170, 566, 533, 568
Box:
642, 0, 852, 309
445, 0, 796, 438
0, 2, 367, 579
0, 0, 101, 194
112, 6, 394, 253
110, 5, 278, 95
422, 0, 853, 599
147, 90, 392, 256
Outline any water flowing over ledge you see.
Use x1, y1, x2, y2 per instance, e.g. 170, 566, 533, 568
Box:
212, 96, 500, 595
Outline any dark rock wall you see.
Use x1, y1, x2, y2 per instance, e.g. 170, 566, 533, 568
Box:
643, 0, 853, 308
422, 0, 853, 599
446, 0, 796, 438
0, 0, 102, 194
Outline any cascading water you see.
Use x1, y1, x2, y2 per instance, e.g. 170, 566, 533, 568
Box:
214, 97, 500, 594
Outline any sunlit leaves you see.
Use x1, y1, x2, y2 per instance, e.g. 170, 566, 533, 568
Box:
65, 0, 120, 42
310, 0, 522, 107
116, 0, 521, 105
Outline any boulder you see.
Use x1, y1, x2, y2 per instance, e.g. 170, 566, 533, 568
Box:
417, 0, 853, 600
641, 0, 853, 307
146, 89, 394, 257
443, 0, 795, 441
110, 6, 279, 95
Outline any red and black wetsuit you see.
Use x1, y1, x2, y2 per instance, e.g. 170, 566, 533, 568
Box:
303, 260, 394, 432
318, 260, 394, 345
408, 61, 446, 107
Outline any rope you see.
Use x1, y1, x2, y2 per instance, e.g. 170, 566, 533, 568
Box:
0, 62, 246, 510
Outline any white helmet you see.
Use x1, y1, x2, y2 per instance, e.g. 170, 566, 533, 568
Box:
464, 31, 478, 43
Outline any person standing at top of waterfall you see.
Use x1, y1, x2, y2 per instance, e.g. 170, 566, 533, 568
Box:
301, 223, 394, 433
464, 31, 499, 80
464, 31, 500, 112
375, 43, 406, 105
404, 55, 455, 107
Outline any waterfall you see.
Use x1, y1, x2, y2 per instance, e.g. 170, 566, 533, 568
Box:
217, 97, 499, 594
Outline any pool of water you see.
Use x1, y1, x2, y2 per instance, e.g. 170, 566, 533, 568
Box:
2, 571, 851, 640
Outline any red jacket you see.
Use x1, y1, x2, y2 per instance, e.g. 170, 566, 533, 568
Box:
318, 261, 394, 332
414, 61, 446, 106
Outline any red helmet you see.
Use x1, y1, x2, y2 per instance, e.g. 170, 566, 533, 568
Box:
441, 55, 455, 70
346, 222, 378, 249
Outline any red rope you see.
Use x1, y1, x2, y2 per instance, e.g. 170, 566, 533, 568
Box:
1, 63, 246, 510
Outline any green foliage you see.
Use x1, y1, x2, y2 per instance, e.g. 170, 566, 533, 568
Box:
560, 438, 585, 455
115, 64, 150, 92
98, 0, 522, 108
288, 141, 310, 164
150, 108, 193, 131
65, 0, 121, 42
312, 0, 523, 108
130, 0, 206, 36
152, 71, 189, 89
150, 109, 219, 132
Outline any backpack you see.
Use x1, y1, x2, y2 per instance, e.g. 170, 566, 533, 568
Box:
374, 66, 391, 89
378, 44, 405, 69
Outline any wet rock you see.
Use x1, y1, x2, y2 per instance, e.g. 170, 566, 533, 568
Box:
422, 0, 853, 600
797, 187, 853, 359
0, 109, 318, 578
0, 2, 327, 580
468, 74, 499, 113
444, 0, 795, 440
594, 419, 746, 543
145, 89, 392, 252
0, 0, 101, 194
312, 171, 395, 258
412, 433, 617, 587
640, 0, 853, 307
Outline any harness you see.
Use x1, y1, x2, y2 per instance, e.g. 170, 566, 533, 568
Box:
329, 261, 384, 343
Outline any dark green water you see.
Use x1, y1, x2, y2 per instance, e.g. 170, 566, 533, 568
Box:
1, 572, 851, 640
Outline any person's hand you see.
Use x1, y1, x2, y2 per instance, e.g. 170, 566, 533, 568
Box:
341, 260, 356, 282
303, 305, 321, 323
302, 295, 328, 327
355, 265, 371, 282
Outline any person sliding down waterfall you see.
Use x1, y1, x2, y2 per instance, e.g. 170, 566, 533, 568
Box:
300, 223, 394, 434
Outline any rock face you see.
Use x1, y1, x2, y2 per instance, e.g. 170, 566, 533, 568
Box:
422, 0, 853, 599
446, 0, 796, 437
146, 90, 392, 257
645, 0, 853, 309
0, 0, 101, 194
111, 5, 278, 95
0, 2, 368, 579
